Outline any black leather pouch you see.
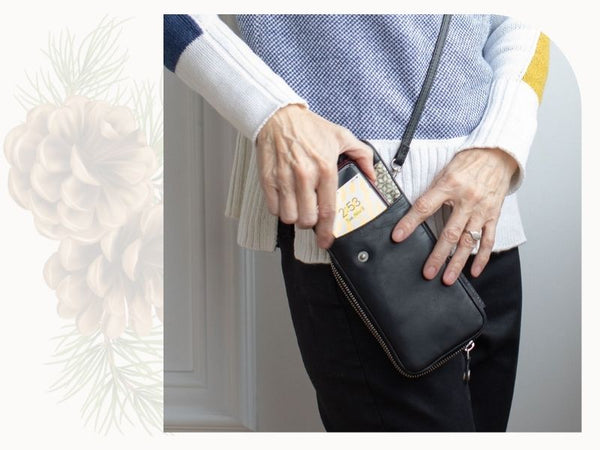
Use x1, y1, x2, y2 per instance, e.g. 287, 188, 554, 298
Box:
327, 143, 487, 378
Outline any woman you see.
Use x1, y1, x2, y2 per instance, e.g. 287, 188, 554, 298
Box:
164, 14, 549, 431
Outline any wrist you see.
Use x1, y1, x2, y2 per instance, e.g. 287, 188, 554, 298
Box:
256, 103, 309, 146
458, 146, 520, 193
487, 147, 519, 175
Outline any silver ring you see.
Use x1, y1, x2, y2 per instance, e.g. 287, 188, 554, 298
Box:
465, 230, 482, 241
390, 159, 402, 177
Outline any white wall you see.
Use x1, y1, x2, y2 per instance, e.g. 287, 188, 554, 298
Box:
508, 41, 581, 431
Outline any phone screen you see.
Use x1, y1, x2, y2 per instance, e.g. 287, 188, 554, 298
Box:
333, 162, 388, 237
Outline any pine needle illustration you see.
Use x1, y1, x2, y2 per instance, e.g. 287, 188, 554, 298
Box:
6, 15, 164, 434
47, 324, 162, 435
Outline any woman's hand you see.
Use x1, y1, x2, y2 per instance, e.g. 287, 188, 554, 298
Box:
255, 104, 377, 249
391, 148, 519, 285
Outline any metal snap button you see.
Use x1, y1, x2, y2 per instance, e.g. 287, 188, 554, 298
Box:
357, 250, 369, 263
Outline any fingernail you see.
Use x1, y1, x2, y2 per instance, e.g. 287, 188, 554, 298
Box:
472, 265, 481, 277
393, 229, 404, 241
425, 265, 436, 278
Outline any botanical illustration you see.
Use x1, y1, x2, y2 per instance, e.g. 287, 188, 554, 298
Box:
3, 17, 163, 434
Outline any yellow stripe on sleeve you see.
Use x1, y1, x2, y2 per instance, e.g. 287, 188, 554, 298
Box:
522, 32, 550, 103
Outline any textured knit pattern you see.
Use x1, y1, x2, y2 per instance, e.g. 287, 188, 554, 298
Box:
165, 14, 549, 264
234, 14, 493, 140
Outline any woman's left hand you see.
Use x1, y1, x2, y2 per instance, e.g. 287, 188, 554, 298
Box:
391, 147, 519, 285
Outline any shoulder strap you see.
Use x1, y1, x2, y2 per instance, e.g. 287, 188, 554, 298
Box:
391, 14, 452, 173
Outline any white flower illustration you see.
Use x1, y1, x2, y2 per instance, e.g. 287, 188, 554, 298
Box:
4, 95, 156, 243
43, 204, 163, 338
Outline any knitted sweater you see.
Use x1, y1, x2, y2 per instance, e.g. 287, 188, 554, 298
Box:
164, 14, 549, 264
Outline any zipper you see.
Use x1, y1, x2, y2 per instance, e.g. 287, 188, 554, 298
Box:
330, 261, 475, 379
463, 339, 475, 382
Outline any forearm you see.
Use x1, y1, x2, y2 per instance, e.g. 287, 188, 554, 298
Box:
163, 14, 309, 144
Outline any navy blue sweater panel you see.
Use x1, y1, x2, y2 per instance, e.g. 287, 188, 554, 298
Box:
235, 14, 494, 140
164, 14, 203, 72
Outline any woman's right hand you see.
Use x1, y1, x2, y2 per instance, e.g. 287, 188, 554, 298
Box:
255, 104, 377, 250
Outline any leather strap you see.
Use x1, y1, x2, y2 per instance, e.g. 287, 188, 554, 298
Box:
392, 14, 452, 170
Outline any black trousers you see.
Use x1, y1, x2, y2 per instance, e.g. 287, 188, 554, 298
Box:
276, 219, 523, 432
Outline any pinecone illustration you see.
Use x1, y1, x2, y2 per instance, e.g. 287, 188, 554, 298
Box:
4, 95, 156, 243
43, 204, 163, 338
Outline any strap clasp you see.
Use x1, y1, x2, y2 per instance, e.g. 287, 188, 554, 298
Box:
390, 158, 402, 178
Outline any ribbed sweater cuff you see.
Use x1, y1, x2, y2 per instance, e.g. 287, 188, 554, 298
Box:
175, 15, 309, 144
457, 77, 539, 195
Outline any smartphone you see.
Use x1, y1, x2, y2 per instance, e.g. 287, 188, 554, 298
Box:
333, 161, 389, 238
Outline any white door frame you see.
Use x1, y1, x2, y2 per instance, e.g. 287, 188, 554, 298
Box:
163, 70, 256, 431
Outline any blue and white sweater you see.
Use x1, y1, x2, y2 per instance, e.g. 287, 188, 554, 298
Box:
164, 14, 549, 264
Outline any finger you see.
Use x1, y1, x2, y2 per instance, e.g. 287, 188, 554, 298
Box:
422, 209, 471, 280
257, 148, 279, 216
392, 188, 449, 242
339, 135, 377, 183
262, 177, 279, 216
442, 218, 486, 285
313, 163, 338, 249
277, 157, 298, 224
294, 164, 318, 229
471, 219, 497, 278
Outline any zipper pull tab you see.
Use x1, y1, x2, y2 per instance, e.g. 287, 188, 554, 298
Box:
462, 340, 475, 383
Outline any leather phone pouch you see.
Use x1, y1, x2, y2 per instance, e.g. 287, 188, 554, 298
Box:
326, 142, 487, 378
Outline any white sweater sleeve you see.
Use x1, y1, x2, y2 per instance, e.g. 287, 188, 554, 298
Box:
457, 15, 550, 194
164, 14, 309, 144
